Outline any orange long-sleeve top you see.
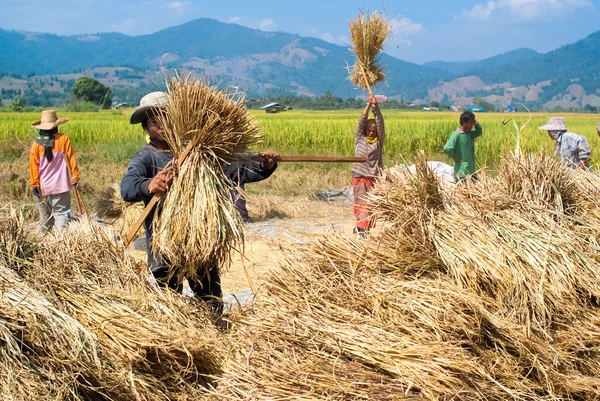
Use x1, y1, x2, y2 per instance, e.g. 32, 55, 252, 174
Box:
29, 133, 80, 196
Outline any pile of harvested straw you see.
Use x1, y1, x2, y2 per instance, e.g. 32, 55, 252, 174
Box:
348, 10, 392, 89
0, 213, 227, 400
95, 183, 144, 235
210, 153, 600, 400
152, 74, 262, 281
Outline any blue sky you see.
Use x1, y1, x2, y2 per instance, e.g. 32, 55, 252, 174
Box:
1, 0, 599, 64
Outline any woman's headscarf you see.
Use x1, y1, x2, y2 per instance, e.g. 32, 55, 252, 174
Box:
34, 128, 58, 162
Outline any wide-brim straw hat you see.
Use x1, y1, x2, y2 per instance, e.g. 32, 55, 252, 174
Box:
539, 117, 567, 131
31, 110, 69, 130
130, 91, 168, 124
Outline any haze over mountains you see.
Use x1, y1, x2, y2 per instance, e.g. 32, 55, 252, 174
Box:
1, 18, 599, 109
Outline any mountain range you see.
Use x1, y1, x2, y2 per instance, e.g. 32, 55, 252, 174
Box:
1, 18, 599, 109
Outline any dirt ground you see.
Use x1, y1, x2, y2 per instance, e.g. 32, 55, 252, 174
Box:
223, 213, 356, 293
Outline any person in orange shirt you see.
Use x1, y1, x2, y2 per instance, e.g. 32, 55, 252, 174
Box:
29, 110, 80, 233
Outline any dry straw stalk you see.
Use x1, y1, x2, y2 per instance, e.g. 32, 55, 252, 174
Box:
348, 10, 393, 90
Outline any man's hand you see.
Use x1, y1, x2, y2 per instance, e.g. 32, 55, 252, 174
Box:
148, 167, 174, 195
454, 157, 463, 163
368, 94, 377, 106
71, 176, 80, 185
259, 151, 280, 169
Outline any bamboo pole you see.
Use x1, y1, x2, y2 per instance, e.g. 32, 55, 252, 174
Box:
236, 155, 367, 163
63, 154, 88, 219
360, 66, 374, 97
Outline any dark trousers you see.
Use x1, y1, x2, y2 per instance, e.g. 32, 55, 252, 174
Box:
150, 254, 223, 316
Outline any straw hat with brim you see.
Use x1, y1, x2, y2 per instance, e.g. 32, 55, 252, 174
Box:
539, 117, 567, 131
31, 110, 69, 130
130, 91, 168, 124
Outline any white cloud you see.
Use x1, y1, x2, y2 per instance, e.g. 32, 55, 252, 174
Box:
228, 16, 242, 23
462, 0, 591, 20
259, 18, 276, 31
389, 17, 424, 35
167, 1, 189, 10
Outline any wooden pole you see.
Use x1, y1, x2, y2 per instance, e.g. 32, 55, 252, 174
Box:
63, 154, 89, 219
236, 155, 367, 163
123, 149, 365, 247
360, 67, 374, 97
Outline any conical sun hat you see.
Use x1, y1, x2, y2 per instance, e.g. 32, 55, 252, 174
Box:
31, 110, 69, 130
130, 91, 168, 124
539, 117, 567, 131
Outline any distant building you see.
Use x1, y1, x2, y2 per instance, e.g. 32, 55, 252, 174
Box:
113, 102, 128, 109
261, 102, 285, 113
467, 105, 486, 112
504, 104, 517, 112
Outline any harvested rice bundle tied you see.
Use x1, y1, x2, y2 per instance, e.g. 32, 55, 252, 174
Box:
348, 10, 393, 90
212, 236, 569, 400
152, 75, 262, 280
1, 218, 227, 400
95, 183, 131, 219
95, 183, 145, 236
0, 264, 101, 400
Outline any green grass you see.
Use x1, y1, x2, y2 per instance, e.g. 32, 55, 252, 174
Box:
2, 108, 599, 206
2, 108, 600, 168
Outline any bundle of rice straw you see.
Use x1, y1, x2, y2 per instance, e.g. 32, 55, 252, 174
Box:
348, 10, 393, 89
95, 183, 145, 236
0, 264, 101, 401
210, 153, 600, 400
95, 183, 130, 220
152, 74, 262, 281
0, 213, 228, 400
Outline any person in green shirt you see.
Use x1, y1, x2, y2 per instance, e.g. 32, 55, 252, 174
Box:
443, 111, 482, 182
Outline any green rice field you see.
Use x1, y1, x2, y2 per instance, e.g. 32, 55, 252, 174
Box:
2, 109, 600, 169
1, 109, 600, 207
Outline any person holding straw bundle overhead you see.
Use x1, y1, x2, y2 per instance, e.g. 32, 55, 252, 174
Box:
120, 91, 279, 315
29, 110, 80, 234
352, 94, 385, 238
347, 10, 392, 238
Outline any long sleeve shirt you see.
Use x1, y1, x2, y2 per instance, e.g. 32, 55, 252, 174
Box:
29, 133, 79, 195
120, 145, 277, 264
553, 132, 591, 169
443, 124, 482, 179
351, 104, 385, 178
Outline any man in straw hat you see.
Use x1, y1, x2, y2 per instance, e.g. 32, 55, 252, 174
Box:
29, 110, 80, 233
121, 91, 279, 314
539, 117, 591, 169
